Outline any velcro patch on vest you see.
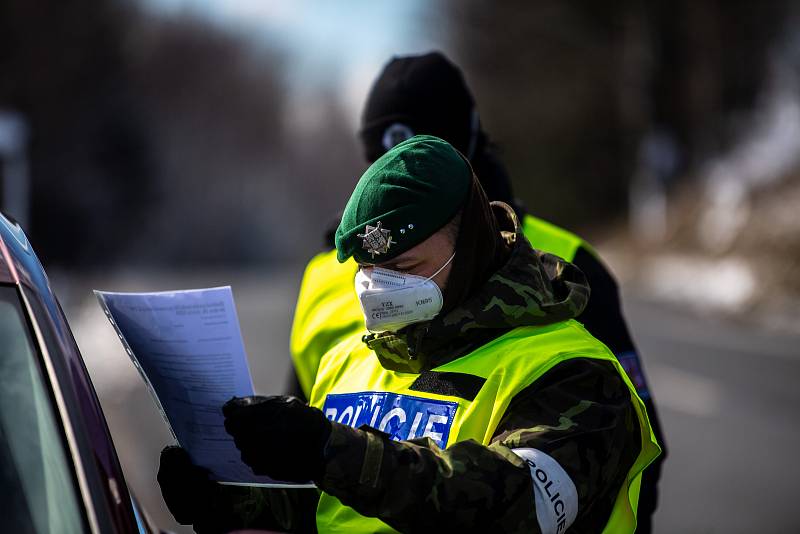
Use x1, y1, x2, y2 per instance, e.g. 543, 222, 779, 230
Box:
322, 392, 458, 448
408, 371, 486, 401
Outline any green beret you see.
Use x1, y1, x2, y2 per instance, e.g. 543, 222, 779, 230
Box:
335, 135, 471, 263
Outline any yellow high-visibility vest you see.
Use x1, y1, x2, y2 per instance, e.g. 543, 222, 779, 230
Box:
290, 249, 363, 396
521, 214, 596, 262
309, 320, 661, 533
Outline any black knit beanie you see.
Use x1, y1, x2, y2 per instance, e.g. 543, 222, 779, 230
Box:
359, 51, 519, 210
360, 52, 476, 163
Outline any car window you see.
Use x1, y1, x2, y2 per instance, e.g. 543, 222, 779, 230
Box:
0, 285, 84, 533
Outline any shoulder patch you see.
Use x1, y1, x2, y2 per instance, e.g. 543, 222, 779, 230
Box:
617, 351, 651, 400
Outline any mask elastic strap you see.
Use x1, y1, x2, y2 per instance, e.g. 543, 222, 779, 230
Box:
426, 251, 456, 281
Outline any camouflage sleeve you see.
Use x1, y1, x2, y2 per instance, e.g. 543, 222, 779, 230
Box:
318, 358, 640, 533
491, 357, 642, 531
320, 424, 541, 533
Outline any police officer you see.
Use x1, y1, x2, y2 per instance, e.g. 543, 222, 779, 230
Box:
289, 51, 666, 531
217, 135, 660, 533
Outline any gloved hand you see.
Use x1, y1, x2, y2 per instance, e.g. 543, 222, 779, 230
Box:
157, 446, 218, 526
223, 395, 332, 482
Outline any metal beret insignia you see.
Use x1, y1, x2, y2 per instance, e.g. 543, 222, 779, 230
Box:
357, 221, 396, 259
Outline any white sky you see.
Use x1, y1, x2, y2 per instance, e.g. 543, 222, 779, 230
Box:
140, 0, 451, 126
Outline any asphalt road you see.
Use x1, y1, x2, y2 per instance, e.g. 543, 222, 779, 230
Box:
56, 268, 800, 533
623, 296, 800, 533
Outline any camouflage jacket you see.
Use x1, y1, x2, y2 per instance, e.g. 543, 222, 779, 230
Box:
200, 221, 644, 533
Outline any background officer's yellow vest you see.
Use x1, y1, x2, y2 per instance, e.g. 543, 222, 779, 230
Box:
309, 320, 661, 534
290, 215, 589, 398
290, 249, 364, 395
521, 214, 596, 262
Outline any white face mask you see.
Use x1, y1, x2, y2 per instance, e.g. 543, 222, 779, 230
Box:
355, 252, 456, 333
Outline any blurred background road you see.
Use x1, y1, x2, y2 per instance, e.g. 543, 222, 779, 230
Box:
624, 296, 800, 533
4, 0, 800, 532
54, 270, 800, 534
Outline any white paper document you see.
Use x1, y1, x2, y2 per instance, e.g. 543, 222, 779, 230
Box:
95, 286, 302, 486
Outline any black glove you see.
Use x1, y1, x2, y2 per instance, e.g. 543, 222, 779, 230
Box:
157, 446, 219, 526
222, 395, 332, 482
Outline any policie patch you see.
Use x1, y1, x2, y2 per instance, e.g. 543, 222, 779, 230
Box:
322, 392, 458, 448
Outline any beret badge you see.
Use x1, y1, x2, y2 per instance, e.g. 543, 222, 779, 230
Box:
357, 221, 396, 259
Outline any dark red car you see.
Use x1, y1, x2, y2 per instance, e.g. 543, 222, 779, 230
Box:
0, 212, 159, 533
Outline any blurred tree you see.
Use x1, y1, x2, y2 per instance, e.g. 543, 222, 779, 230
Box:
0, 0, 153, 266
0, 1, 296, 267
644, 0, 788, 166
441, 0, 788, 234
123, 13, 290, 265
442, 1, 637, 231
